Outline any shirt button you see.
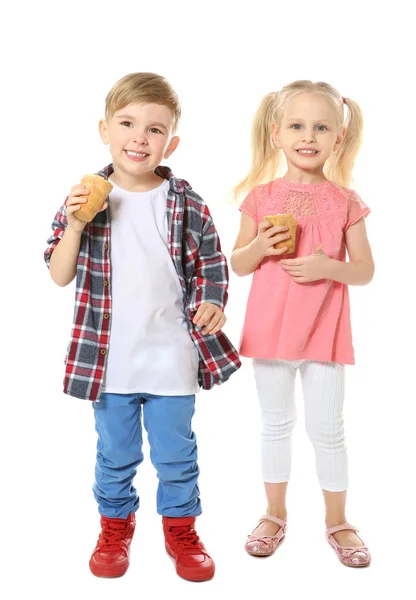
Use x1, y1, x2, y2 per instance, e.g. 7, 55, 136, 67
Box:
104, 243, 108, 249
103, 313, 109, 319
104, 280, 108, 286
100, 349, 107, 356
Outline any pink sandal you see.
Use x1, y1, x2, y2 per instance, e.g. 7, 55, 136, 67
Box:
326, 523, 371, 567
245, 515, 287, 557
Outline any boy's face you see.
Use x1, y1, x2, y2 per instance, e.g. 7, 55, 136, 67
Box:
99, 102, 179, 180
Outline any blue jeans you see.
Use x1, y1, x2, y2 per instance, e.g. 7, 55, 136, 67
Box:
93, 392, 201, 519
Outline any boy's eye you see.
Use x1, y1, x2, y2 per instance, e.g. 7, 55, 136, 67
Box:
149, 127, 162, 134
121, 121, 133, 127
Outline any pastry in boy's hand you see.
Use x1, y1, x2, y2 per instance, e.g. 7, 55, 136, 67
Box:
74, 175, 113, 223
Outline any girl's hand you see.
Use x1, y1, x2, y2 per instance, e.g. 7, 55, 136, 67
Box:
254, 220, 291, 257
192, 302, 226, 335
280, 245, 331, 283
66, 184, 108, 233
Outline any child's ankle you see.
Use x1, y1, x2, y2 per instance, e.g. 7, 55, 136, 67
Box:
325, 517, 347, 528
266, 507, 287, 520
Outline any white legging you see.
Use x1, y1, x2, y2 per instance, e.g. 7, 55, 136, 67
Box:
253, 359, 348, 492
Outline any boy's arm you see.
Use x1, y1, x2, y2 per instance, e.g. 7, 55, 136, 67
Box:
44, 203, 82, 287
186, 208, 229, 315
44, 203, 68, 269
45, 185, 95, 286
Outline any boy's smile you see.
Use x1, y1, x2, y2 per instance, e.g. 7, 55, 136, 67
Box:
99, 102, 179, 191
125, 150, 150, 162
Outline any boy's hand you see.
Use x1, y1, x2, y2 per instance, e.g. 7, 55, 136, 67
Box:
192, 302, 226, 335
66, 184, 108, 233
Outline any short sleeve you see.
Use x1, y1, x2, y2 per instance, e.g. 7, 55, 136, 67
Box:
239, 189, 258, 223
344, 190, 371, 231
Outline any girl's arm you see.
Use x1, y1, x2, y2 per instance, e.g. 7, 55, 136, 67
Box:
327, 217, 374, 285
280, 217, 374, 285
230, 213, 263, 276
231, 212, 290, 277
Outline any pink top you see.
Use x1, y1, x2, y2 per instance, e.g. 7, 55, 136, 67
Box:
239, 178, 371, 365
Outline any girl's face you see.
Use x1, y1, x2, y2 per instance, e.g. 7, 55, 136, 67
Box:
272, 92, 345, 175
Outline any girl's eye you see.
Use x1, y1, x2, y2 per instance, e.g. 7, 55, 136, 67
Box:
291, 124, 302, 130
149, 128, 162, 134
121, 121, 133, 127
316, 125, 328, 131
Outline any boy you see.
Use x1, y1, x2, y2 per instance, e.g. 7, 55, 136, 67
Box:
44, 73, 240, 581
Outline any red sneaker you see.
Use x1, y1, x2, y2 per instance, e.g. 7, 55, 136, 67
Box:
89, 513, 135, 577
162, 516, 215, 581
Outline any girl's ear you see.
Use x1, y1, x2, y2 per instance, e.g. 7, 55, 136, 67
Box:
334, 126, 346, 153
271, 122, 282, 149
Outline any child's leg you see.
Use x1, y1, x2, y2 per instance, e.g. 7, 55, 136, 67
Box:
300, 360, 347, 493
93, 392, 144, 519
143, 394, 215, 581
300, 361, 364, 547
251, 359, 298, 536
142, 393, 201, 516
263, 481, 289, 522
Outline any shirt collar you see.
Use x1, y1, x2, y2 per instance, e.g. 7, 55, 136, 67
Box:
97, 163, 192, 194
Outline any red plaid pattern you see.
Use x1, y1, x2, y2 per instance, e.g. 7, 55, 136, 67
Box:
45, 164, 241, 400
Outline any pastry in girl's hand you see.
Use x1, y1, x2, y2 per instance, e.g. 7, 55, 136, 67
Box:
265, 214, 298, 253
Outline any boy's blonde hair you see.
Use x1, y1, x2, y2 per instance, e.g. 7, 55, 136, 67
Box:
234, 80, 363, 200
105, 72, 181, 132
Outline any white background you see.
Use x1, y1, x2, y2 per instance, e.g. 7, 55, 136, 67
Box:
2, 1, 415, 598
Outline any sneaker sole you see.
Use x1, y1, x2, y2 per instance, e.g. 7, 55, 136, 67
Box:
165, 546, 215, 582
89, 558, 129, 578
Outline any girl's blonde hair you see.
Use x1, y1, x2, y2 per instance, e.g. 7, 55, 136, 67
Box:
234, 80, 363, 200
105, 72, 181, 132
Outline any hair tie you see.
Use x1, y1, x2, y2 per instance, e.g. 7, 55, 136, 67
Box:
342, 97, 347, 105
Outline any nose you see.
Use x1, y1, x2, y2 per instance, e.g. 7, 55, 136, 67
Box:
131, 131, 148, 145
302, 128, 316, 144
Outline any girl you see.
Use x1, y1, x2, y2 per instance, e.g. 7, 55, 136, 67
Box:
231, 80, 374, 567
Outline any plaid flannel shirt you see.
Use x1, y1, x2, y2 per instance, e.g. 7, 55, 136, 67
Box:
44, 164, 241, 401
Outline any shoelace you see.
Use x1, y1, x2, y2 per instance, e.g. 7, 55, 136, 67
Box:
168, 527, 208, 557
98, 521, 129, 551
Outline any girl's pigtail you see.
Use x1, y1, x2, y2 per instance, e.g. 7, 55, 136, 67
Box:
233, 93, 279, 201
326, 97, 364, 188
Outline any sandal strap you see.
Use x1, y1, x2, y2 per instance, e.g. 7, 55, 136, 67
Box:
258, 514, 287, 528
326, 522, 358, 536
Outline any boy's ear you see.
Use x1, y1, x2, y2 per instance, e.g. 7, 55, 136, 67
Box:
271, 122, 282, 149
99, 119, 109, 144
164, 136, 180, 159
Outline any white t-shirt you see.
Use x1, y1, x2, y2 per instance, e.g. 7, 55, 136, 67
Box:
102, 178, 200, 395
